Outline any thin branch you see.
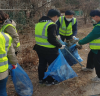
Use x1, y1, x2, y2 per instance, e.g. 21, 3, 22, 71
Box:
34, 0, 57, 12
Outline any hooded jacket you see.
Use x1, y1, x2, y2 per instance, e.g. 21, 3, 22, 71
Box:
1, 19, 20, 52
0, 19, 18, 80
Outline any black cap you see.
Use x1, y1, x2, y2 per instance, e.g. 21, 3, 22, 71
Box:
90, 10, 100, 17
47, 9, 60, 17
65, 10, 75, 15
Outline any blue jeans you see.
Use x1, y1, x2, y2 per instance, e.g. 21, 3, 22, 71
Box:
0, 77, 8, 96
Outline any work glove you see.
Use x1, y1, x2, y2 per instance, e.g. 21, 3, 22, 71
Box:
76, 42, 80, 46
57, 35, 61, 40
76, 42, 82, 50
72, 36, 79, 41
60, 45, 65, 49
12, 64, 17, 70
72, 36, 76, 39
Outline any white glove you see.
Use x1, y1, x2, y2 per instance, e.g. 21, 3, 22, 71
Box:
15, 64, 17, 68
60, 45, 65, 49
12, 64, 17, 70
57, 35, 61, 40
72, 36, 76, 39
76, 42, 80, 46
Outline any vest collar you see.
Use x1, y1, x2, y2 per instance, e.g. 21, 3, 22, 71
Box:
39, 16, 53, 22
40, 20, 52, 22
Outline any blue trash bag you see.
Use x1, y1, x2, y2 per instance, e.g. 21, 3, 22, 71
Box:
43, 49, 77, 82
9, 62, 33, 96
59, 39, 83, 66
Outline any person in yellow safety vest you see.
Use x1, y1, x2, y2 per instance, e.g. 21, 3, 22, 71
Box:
77, 10, 100, 82
0, 32, 18, 96
0, 11, 20, 56
56, 10, 77, 41
33, 9, 65, 86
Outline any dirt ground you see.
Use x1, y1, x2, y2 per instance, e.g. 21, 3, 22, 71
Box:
6, 18, 100, 96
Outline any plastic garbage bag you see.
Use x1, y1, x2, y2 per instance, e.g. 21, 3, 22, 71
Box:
43, 49, 77, 82
9, 62, 33, 96
60, 39, 83, 66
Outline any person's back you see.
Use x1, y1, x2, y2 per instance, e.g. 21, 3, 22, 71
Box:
0, 11, 20, 55
0, 32, 18, 95
0, 32, 11, 76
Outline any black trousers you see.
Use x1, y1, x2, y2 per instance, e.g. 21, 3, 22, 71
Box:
38, 54, 58, 82
86, 50, 100, 78
60, 34, 73, 41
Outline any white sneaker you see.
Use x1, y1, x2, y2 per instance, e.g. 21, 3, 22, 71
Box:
91, 76, 100, 82
81, 67, 94, 72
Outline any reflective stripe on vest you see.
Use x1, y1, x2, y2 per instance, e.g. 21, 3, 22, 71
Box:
59, 16, 76, 36
36, 42, 51, 45
35, 21, 56, 48
89, 24, 100, 49
90, 43, 100, 46
59, 31, 72, 35
0, 61, 8, 66
0, 32, 12, 73
0, 24, 17, 32
35, 21, 50, 40
1, 24, 20, 48
0, 32, 9, 59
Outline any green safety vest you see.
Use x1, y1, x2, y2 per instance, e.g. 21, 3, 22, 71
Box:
89, 24, 100, 49
0, 24, 20, 48
35, 21, 56, 48
59, 16, 76, 36
0, 32, 12, 73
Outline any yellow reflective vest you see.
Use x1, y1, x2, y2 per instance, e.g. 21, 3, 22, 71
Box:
0, 24, 20, 48
90, 24, 100, 49
59, 16, 76, 36
35, 21, 56, 48
0, 32, 12, 73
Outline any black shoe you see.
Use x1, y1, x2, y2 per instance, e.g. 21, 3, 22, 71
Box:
45, 80, 59, 86
39, 80, 46, 84
45, 81, 53, 86
52, 80, 59, 85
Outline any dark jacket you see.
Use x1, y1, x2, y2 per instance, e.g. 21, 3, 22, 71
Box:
56, 16, 77, 36
33, 16, 62, 55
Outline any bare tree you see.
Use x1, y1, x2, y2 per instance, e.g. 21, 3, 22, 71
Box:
78, 0, 99, 24
55, 0, 99, 24
52, 0, 73, 13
